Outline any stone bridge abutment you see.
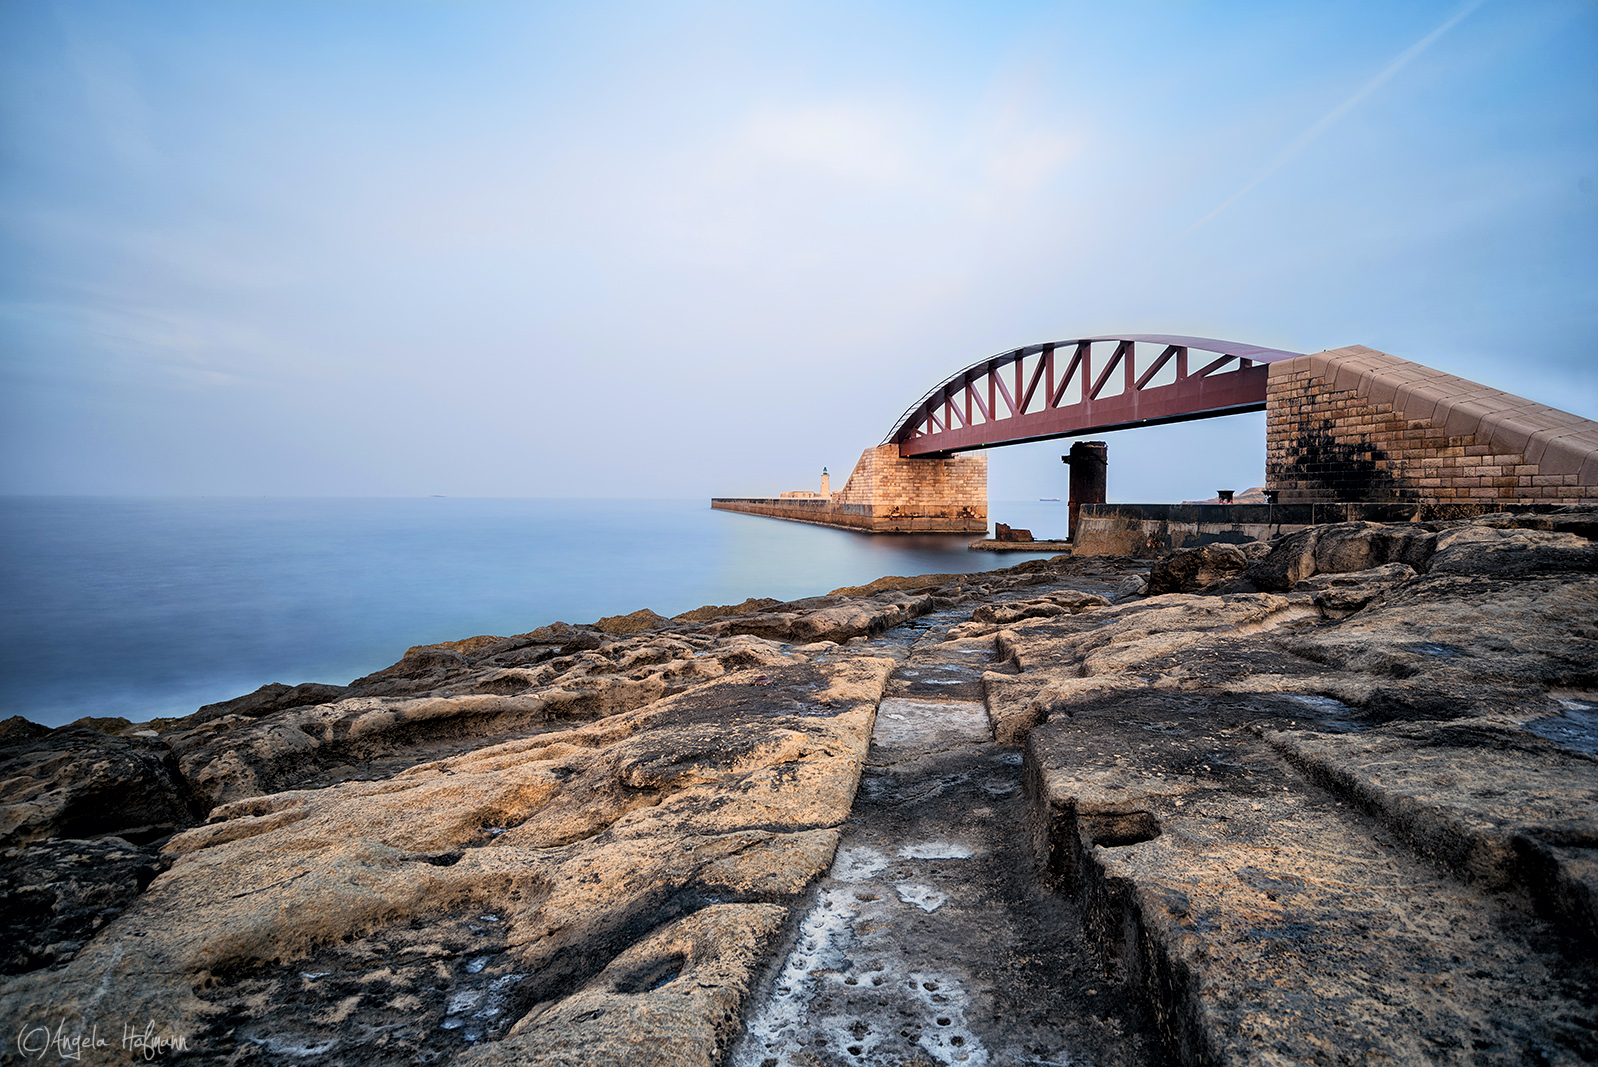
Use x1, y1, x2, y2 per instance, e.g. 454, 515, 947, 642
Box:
712, 338, 1597, 534
1266, 345, 1598, 504
712, 444, 987, 533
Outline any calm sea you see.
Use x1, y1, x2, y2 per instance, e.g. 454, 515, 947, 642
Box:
0, 497, 1069, 728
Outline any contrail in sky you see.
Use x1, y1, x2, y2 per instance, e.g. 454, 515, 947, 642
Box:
1184, 0, 1491, 234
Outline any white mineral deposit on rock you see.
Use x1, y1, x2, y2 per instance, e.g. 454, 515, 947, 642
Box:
897, 841, 976, 860
2, 511, 1595, 1065
895, 883, 949, 912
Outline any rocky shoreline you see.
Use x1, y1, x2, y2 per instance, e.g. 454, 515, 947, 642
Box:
1, 511, 1595, 1065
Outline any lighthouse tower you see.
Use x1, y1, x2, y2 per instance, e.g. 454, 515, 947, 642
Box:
820, 467, 830, 497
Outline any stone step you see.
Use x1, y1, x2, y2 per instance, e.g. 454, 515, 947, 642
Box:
1266, 719, 1598, 953
1025, 704, 1598, 1066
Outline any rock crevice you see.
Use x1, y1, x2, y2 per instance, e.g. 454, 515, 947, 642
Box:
2, 513, 1595, 1064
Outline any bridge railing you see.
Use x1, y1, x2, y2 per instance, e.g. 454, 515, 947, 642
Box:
886, 335, 1302, 457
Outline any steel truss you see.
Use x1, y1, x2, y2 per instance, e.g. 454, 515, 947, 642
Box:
887, 335, 1304, 457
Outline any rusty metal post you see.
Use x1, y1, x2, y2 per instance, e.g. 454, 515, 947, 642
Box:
1063, 440, 1108, 540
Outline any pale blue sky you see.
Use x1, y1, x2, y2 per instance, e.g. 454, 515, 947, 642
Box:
3, 1, 1594, 501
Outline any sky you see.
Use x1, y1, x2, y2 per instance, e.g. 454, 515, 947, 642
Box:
2, 0, 1594, 503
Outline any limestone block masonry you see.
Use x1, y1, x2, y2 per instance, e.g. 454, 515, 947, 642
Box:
713, 443, 988, 533
1267, 345, 1598, 504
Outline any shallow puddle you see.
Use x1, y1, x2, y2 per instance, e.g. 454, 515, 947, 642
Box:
1526, 700, 1598, 755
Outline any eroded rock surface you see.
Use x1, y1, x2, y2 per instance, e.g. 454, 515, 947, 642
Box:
0, 726, 204, 847
0, 836, 169, 976
731, 613, 1168, 1067
3, 511, 1595, 1065
1000, 508, 1598, 1065
2, 651, 891, 1064
0, 556, 1140, 1066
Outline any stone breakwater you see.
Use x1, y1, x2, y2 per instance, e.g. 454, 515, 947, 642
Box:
1, 509, 1595, 1065
712, 443, 988, 533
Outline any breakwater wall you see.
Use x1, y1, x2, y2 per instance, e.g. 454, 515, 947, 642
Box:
1072, 500, 1581, 557
713, 443, 988, 533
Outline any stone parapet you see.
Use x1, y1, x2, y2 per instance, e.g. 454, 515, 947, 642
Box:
1071, 500, 1567, 557
1266, 345, 1598, 504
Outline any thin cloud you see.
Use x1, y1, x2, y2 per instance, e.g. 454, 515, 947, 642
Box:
747, 105, 911, 187
1185, 0, 1491, 234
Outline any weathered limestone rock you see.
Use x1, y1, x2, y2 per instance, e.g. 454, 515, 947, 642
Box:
1241, 512, 1598, 594
188, 681, 352, 725
1268, 721, 1598, 948
1294, 561, 1416, 618
5, 523, 1594, 1064
982, 672, 1049, 746
0, 554, 1160, 1065
166, 631, 817, 807
703, 591, 938, 645
462, 904, 788, 1067
1311, 519, 1438, 575
732, 644, 1172, 1067
827, 572, 970, 597
1475, 506, 1598, 540
1026, 697, 1596, 1064
0, 715, 51, 744
0, 725, 204, 847
671, 598, 784, 624
1428, 524, 1598, 577
970, 589, 1110, 627
997, 591, 1312, 681
1243, 520, 1432, 591
1004, 511, 1598, 1064
0, 651, 894, 1064
1145, 542, 1257, 595
1277, 574, 1598, 717
593, 607, 672, 635
0, 836, 169, 976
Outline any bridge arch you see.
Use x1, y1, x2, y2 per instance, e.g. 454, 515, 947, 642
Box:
887, 335, 1302, 457
714, 340, 1597, 535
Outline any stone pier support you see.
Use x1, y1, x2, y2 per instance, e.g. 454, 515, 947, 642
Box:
712, 444, 987, 533
1063, 440, 1108, 539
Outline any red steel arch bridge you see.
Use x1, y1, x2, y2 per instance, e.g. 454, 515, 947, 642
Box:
887, 335, 1303, 457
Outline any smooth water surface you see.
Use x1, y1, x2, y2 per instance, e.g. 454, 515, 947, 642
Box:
1, 498, 1065, 727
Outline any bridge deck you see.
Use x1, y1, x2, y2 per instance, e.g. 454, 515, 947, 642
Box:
890, 336, 1301, 457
